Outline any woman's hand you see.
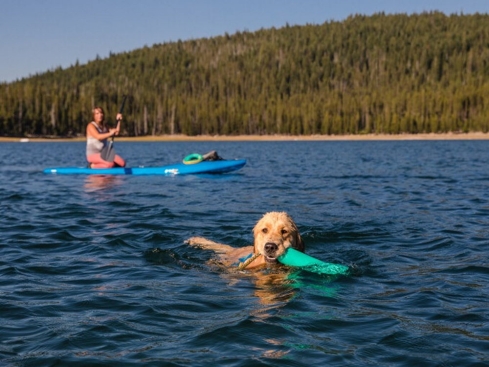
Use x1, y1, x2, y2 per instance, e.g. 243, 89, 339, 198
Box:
109, 128, 119, 136
116, 113, 123, 121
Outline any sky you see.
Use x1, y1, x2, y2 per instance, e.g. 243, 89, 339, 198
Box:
1, 0, 488, 83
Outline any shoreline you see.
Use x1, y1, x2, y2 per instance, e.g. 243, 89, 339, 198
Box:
1, 132, 489, 142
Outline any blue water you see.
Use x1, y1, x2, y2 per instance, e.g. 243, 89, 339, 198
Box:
1, 140, 489, 366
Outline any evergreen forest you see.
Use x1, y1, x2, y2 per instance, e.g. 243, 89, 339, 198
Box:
1, 11, 489, 137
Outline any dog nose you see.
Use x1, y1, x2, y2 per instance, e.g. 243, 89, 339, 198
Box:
264, 242, 278, 254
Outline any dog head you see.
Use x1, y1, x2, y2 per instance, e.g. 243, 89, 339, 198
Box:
252, 212, 305, 263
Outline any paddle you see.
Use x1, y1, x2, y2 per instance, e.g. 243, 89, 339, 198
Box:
101, 95, 127, 162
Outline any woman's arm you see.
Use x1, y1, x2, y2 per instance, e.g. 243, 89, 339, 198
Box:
114, 113, 122, 135
86, 123, 117, 140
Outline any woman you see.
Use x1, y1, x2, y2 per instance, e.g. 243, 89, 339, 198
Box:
86, 107, 126, 168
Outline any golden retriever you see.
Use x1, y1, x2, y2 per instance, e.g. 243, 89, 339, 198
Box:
186, 211, 305, 270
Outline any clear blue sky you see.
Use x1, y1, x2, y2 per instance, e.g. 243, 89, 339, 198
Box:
1, 0, 488, 83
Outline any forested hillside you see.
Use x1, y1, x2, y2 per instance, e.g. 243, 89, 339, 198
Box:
1, 11, 488, 137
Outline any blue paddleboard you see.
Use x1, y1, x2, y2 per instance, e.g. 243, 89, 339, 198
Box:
43, 159, 246, 175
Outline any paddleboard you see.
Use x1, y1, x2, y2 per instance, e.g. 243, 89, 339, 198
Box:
43, 159, 246, 175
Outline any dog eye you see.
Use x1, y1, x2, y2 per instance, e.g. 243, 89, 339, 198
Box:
281, 229, 288, 235
262, 228, 268, 234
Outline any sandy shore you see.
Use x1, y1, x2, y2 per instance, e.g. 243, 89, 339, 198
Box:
1, 133, 489, 142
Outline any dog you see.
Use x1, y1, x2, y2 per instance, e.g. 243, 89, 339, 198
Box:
186, 212, 305, 270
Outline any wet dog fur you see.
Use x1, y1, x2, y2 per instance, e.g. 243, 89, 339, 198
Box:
186, 212, 305, 270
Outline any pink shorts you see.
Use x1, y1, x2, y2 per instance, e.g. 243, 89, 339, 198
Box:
87, 153, 126, 169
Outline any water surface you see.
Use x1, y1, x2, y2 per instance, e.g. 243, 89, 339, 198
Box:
1, 140, 488, 366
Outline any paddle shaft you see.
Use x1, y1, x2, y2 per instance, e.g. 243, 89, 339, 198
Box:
101, 95, 127, 162
113, 94, 127, 140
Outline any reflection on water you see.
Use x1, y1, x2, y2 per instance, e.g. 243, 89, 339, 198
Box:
84, 175, 122, 192
218, 265, 339, 306
253, 271, 298, 305
221, 268, 299, 306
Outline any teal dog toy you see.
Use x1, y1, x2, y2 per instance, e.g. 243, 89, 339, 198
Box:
278, 248, 349, 275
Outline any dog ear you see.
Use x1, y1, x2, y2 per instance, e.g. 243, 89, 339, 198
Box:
294, 232, 305, 252
252, 222, 260, 253
285, 214, 305, 252
252, 221, 260, 238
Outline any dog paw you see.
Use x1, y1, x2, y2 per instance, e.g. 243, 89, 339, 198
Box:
185, 236, 207, 246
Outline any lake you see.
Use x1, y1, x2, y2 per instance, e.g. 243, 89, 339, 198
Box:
1, 140, 488, 366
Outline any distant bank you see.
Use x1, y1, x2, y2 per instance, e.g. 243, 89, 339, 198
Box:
1, 133, 489, 143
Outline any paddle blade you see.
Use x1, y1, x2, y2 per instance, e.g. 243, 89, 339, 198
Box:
100, 141, 116, 162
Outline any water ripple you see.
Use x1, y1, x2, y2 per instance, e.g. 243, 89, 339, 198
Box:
1, 141, 489, 366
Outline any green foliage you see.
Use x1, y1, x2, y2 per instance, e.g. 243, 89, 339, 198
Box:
1, 12, 489, 137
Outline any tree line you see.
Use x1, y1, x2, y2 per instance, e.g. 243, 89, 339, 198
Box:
1, 11, 489, 137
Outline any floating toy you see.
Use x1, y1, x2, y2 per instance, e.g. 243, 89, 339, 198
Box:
182, 153, 204, 165
278, 248, 349, 275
